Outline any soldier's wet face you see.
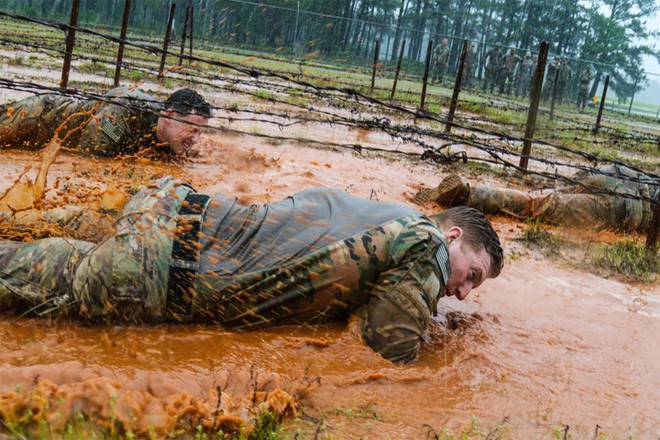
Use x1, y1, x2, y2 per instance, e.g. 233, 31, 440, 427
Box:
156, 112, 208, 156
443, 226, 493, 301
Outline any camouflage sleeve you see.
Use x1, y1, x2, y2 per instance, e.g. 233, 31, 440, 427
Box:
360, 220, 448, 363
1, 207, 114, 243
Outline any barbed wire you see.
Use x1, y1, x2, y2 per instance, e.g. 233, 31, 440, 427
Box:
0, 12, 657, 207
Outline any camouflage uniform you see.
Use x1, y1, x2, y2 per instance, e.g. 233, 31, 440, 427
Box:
0, 179, 451, 363
556, 60, 572, 103
542, 59, 560, 101
483, 47, 503, 93
499, 51, 520, 95
516, 56, 535, 98
433, 43, 451, 84
462, 45, 477, 88
577, 67, 593, 110
0, 86, 162, 156
466, 165, 658, 232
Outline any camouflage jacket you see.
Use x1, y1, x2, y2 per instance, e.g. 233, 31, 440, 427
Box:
0, 180, 451, 363
0, 86, 162, 156
434, 45, 450, 67
485, 48, 503, 72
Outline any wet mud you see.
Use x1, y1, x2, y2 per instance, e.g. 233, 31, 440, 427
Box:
1, 128, 658, 439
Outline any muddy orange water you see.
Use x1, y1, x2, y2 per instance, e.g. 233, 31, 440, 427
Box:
1, 130, 659, 439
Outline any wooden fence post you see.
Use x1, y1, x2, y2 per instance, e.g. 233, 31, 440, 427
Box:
420, 39, 433, 110
445, 39, 468, 133
371, 39, 380, 91
519, 41, 549, 170
593, 75, 610, 134
113, 0, 132, 87
158, 3, 176, 79
178, 6, 190, 66
60, 0, 80, 89
627, 78, 638, 116
188, 6, 194, 64
390, 40, 406, 99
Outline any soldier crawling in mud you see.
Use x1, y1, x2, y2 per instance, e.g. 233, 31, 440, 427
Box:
0, 178, 503, 364
0, 86, 211, 157
414, 165, 659, 234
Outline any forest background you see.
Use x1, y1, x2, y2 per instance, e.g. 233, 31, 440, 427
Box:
3, 0, 659, 110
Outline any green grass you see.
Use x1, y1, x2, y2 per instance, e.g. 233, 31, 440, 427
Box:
519, 219, 564, 256
423, 416, 510, 440
594, 237, 658, 282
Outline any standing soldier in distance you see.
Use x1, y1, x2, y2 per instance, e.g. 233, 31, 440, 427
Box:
432, 38, 451, 85
556, 58, 573, 103
576, 65, 593, 110
462, 43, 477, 88
542, 57, 560, 101
516, 52, 535, 98
499, 49, 521, 95
483, 46, 503, 93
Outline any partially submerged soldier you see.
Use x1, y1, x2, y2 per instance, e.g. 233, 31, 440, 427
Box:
414, 165, 659, 233
0, 179, 503, 363
0, 86, 211, 157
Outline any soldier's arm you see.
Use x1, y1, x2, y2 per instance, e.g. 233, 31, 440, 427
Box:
1, 207, 115, 242
360, 221, 448, 363
77, 101, 133, 156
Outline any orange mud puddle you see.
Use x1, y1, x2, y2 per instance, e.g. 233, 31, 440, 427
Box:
1, 130, 659, 439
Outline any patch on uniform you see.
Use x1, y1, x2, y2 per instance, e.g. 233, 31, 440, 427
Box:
434, 244, 450, 284
422, 272, 441, 298
102, 117, 122, 142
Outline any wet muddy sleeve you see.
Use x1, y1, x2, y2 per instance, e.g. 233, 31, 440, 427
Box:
77, 103, 131, 156
360, 231, 445, 363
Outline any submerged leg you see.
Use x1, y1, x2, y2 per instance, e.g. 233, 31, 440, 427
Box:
0, 238, 94, 316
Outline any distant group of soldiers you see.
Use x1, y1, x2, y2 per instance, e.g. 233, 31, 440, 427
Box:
431, 40, 596, 109
432, 39, 477, 88
482, 47, 538, 97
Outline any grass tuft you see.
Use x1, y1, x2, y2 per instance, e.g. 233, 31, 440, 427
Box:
594, 237, 658, 282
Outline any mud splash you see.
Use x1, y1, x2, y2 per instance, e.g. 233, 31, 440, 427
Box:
0, 126, 659, 438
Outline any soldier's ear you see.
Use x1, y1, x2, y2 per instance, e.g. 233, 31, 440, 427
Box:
445, 226, 463, 244
160, 111, 176, 126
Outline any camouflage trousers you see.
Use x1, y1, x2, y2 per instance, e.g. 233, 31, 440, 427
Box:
483, 68, 500, 92
432, 62, 448, 83
0, 94, 85, 150
499, 70, 515, 94
0, 177, 192, 321
468, 175, 653, 232
577, 84, 590, 109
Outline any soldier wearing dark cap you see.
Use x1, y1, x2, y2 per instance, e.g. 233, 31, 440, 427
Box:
0, 179, 503, 363
0, 86, 211, 157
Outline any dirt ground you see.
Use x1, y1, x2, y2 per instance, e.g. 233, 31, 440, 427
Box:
0, 65, 659, 439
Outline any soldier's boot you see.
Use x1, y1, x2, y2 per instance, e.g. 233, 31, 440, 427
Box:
413, 174, 470, 206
